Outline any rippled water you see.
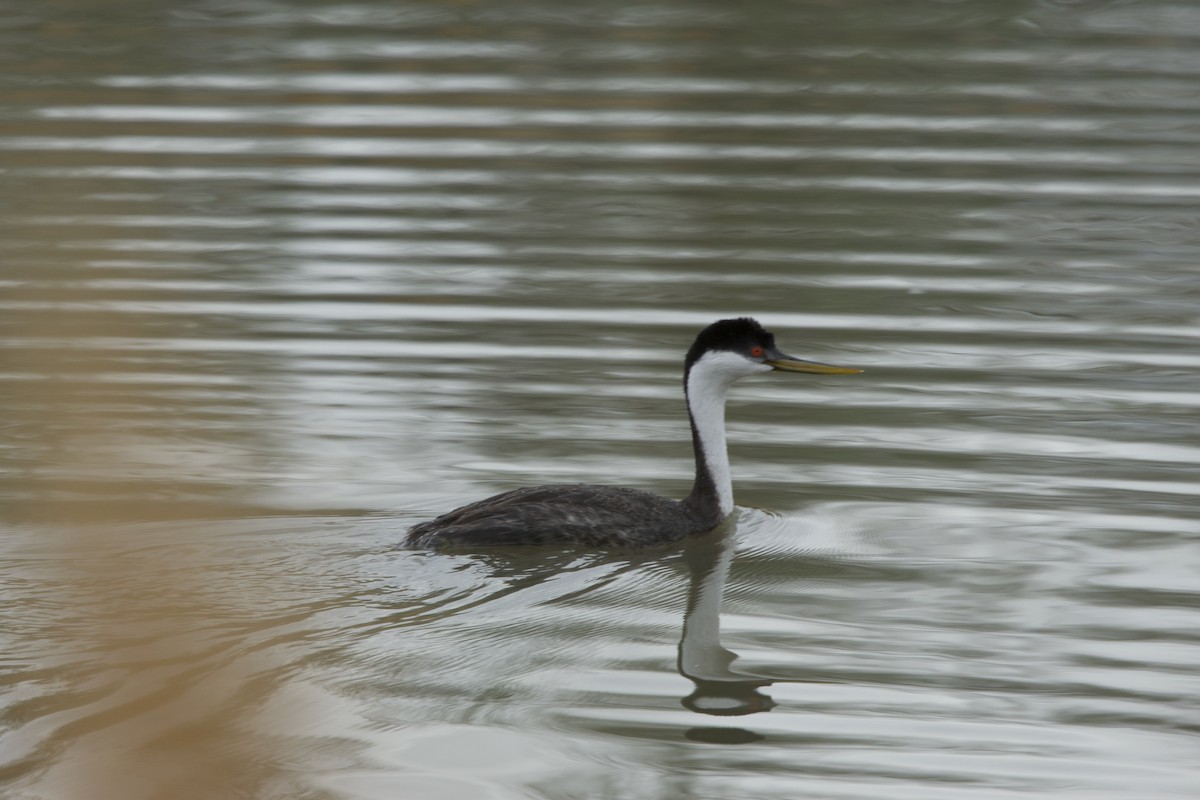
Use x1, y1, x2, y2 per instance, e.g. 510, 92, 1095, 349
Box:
3, 1, 1199, 798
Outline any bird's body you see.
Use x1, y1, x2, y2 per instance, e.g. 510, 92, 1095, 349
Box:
405, 318, 859, 551
404, 484, 707, 549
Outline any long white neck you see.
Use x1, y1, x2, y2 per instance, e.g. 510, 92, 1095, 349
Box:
684, 351, 771, 520
687, 370, 733, 517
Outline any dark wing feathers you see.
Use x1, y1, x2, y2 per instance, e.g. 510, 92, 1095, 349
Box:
405, 484, 704, 549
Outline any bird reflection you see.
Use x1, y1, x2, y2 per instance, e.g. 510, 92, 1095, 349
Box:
676, 522, 776, 733
417, 516, 787, 743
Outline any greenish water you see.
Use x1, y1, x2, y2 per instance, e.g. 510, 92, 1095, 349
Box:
2, 2, 1198, 798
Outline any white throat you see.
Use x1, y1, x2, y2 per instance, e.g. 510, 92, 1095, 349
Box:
685, 350, 772, 517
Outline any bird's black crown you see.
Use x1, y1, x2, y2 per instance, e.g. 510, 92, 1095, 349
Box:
684, 317, 776, 371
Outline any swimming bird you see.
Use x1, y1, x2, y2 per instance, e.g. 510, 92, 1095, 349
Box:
405, 317, 860, 550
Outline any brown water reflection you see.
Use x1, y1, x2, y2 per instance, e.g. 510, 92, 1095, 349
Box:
3, 268, 286, 797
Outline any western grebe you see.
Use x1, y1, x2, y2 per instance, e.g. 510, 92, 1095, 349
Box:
405, 317, 861, 550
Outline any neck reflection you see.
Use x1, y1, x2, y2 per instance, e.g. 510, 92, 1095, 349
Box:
677, 523, 776, 723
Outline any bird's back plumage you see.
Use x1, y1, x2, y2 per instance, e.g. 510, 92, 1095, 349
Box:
404, 483, 709, 549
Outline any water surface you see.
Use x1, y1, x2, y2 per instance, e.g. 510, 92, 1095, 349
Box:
2, 1, 1198, 798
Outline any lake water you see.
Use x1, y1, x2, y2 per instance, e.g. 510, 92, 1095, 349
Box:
2, 1, 1198, 798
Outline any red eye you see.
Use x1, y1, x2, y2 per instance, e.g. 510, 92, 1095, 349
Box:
751, 346, 764, 358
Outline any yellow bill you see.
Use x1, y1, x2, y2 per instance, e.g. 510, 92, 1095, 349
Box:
766, 357, 863, 375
